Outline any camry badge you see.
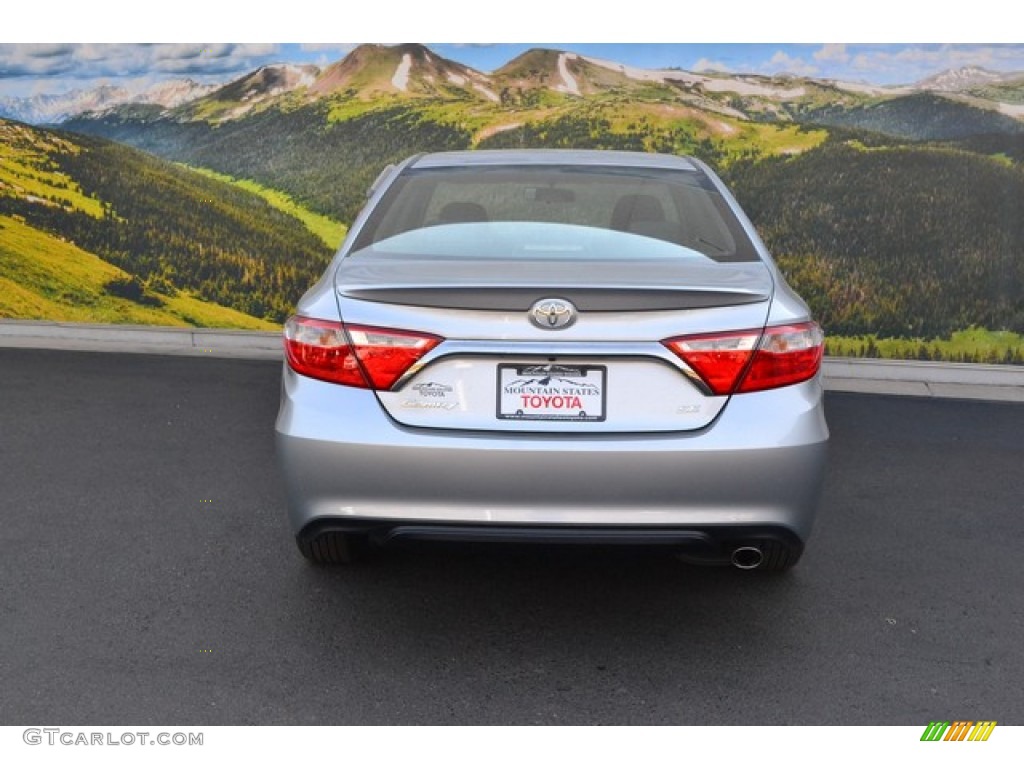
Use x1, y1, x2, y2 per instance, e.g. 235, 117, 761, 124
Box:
529, 298, 577, 330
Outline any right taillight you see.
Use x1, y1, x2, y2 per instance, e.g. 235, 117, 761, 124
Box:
284, 316, 442, 390
738, 322, 824, 393
664, 321, 823, 395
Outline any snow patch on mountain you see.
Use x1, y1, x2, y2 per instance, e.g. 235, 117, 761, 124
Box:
580, 54, 812, 99
580, 54, 674, 83
473, 83, 500, 103
555, 52, 581, 96
702, 77, 806, 98
826, 79, 910, 96
392, 53, 412, 91
140, 79, 217, 108
997, 102, 1024, 117
293, 66, 318, 88
447, 72, 466, 87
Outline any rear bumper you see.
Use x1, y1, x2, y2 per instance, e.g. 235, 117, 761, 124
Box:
275, 368, 829, 543
295, 519, 806, 565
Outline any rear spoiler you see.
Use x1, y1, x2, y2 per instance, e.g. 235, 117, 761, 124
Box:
366, 164, 396, 199
366, 153, 424, 199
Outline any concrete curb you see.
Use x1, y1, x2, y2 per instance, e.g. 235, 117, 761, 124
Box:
0, 319, 281, 360
823, 358, 1024, 403
2, 319, 1022, 402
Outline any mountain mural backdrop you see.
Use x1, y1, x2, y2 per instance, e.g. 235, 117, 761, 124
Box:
2, 43, 1023, 362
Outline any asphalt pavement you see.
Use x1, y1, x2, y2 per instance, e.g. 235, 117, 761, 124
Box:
1, 348, 1022, 725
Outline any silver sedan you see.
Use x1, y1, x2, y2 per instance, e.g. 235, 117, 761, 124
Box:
275, 149, 828, 572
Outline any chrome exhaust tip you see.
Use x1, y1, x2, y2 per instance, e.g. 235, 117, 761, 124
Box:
731, 546, 764, 570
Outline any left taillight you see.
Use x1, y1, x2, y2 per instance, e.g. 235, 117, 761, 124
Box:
663, 321, 824, 395
283, 316, 442, 390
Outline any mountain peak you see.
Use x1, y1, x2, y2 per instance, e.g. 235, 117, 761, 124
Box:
494, 49, 602, 97
209, 63, 318, 103
916, 66, 1005, 92
309, 43, 496, 101
136, 78, 217, 109
0, 85, 130, 124
493, 48, 564, 78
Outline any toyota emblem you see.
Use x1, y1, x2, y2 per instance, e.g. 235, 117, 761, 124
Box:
529, 298, 577, 330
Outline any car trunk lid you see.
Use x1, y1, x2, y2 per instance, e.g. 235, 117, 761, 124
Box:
334, 254, 774, 433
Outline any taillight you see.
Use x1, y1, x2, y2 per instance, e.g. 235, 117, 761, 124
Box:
284, 317, 366, 387
664, 322, 823, 395
738, 323, 824, 393
664, 329, 760, 395
345, 325, 443, 389
284, 316, 442, 390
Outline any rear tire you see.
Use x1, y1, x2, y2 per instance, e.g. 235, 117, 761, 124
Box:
297, 532, 369, 565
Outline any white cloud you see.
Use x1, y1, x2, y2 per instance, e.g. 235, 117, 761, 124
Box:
299, 44, 357, 54
851, 53, 877, 71
0, 43, 281, 86
813, 44, 849, 63
846, 44, 1024, 82
692, 58, 731, 73
764, 51, 817, 76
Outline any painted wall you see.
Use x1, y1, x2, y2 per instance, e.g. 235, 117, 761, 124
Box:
1, 43, 1022, 362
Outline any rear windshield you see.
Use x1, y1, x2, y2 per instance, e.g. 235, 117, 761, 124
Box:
349, 165, 760, 263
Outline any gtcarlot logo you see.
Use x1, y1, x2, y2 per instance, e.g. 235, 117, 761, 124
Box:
23, 728, 203, 746
920, 721, 997, 742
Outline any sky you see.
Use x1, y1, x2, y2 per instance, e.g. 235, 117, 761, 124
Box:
3, 1, 1023, 99
3, 43, 1024, 100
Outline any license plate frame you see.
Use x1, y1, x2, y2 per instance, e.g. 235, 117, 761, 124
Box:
496, 364, 607, 422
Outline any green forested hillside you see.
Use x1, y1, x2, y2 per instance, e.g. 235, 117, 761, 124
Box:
185, 166, 347, 250
0, 119, 332, 323
798, 93, 1024, 141
67, 104, 472, 225
948, 132, 1024, 164
0, 214, 276, 328
477, 109, 716, 158
725, 140, 1024, 337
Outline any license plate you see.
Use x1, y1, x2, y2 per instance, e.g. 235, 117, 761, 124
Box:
497, 364, 606, 421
